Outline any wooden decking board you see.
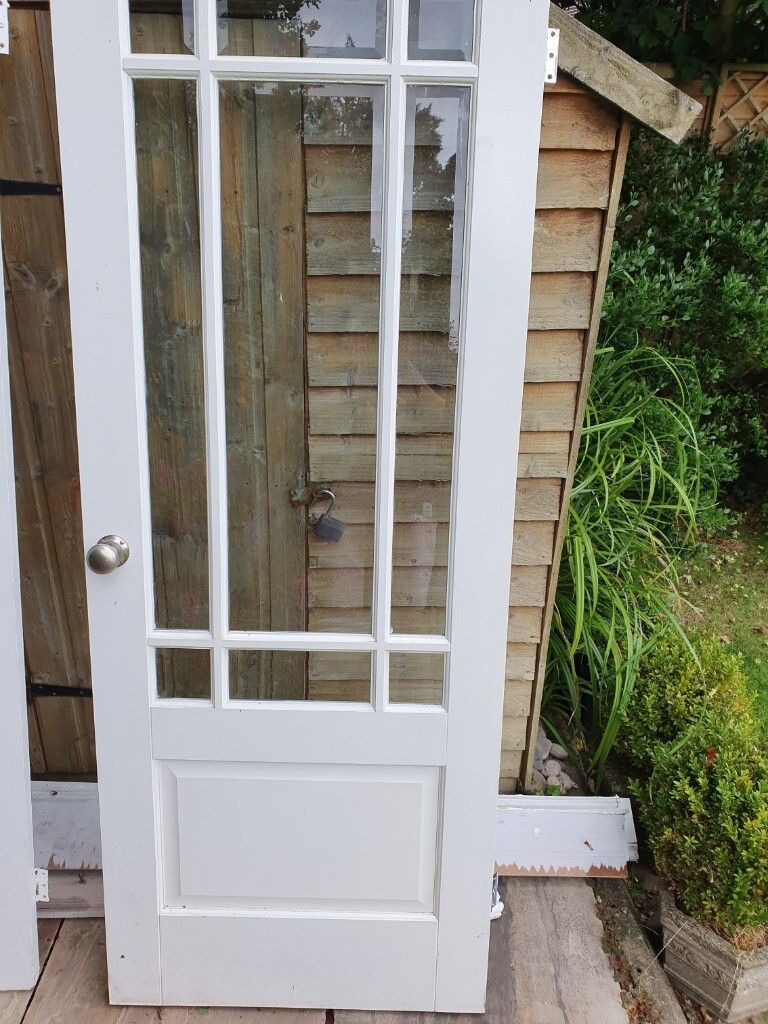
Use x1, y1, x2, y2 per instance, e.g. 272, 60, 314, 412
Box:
20, 920, 324, 1023
0, 919, 59, 1024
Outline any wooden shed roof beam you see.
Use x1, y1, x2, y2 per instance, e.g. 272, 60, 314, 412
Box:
550, 4, 702, 143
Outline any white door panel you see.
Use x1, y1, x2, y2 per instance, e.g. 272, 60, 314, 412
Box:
50, 0, 547, 1008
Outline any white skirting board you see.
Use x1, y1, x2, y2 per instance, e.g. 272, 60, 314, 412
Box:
495, 795, 638, 877
30, 785, 638, 917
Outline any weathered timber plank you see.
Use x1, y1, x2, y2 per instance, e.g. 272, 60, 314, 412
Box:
308, 206, 601, 275
309, 567, 436, 608
135, 76, 209, 638
306, 146, 452, 213
3, 199, 91, 696
27, 704, 46, 774
506, 644, 538, 682
307, 332, 456, 387
518, 431, 571, 455
520, 117, 634, 788
532, 209, 602, 273
507, 607, 544, 645
514, 479, 562, 522
504, 680, 534, 718
309, 385, 455, 435
509, 567, 548, 608
528, 272, 593, 331
306, 211, 452, 276
517, 452, 569, 478
551, 3, 702, 144
34, 11, 61, 182
536, 150, 613, 210
524, 331, 584, 383
328, 481, 448, 524
309, 652, 442, 681
311, 375, 569, 437
33, 696, 96, 776
309, 433, 453, 482
221, 79, 273, 645
539, 91, 619, 151
521, 382, 578, 432
512, 521, 556, 566
502, 717, 528, 751
499, 749, 523, 788
308, 522, 553, 569
308, 275, 451, 333
0, 9, 59, 182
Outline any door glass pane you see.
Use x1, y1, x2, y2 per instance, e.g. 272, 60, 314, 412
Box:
217, 0, 387, 57
134, 79, 209, 631
392, 86, 470, 635
156, 648, 211, 700
221, 82, 384, 635
408, 0, 474, 59
389, 653, 445, 705
230, 651, 372, 702
130, 1, 195, 54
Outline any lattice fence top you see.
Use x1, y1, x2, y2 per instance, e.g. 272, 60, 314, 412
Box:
710, 66, 768, 148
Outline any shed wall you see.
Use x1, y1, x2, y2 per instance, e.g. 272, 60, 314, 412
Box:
0, 4, 628, 789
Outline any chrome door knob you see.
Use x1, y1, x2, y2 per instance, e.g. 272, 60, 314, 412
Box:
86, 534, 130, 574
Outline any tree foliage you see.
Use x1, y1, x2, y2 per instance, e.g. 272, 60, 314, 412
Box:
553, 0, 768, 82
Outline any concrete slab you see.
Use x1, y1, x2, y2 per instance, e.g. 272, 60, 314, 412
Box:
338, 877, 629, 1024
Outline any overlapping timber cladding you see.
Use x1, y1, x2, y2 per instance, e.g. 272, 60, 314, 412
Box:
0, 2, 699, 788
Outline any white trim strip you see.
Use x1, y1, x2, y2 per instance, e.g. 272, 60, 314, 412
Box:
122, 55, 478, 80
147, 630, 451, 653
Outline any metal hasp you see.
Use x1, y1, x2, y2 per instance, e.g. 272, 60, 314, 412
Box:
545, 27, 559, 84
86, 534, 130, 574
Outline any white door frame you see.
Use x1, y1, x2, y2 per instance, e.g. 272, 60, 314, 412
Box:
0, 205, 39, 992
50, 0, 547, 1009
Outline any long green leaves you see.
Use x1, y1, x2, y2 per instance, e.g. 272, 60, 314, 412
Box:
544, 344, 707, 779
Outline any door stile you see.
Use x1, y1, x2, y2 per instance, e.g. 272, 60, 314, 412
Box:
434, 0, 548, 1010
373, 50, 407, 711
197, 12, 229, 708
0, 201, 39, 992
50, 0, 164, 1002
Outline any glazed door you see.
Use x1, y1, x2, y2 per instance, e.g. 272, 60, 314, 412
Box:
50, 0, 547, 1009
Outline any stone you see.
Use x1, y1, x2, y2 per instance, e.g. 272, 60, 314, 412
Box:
529, 768, 546, 793
549, 743, 568, 760
543, 758, 561, 779
533, 753, 544, 772
535, 736, 552, 761
560, 770, 576, 792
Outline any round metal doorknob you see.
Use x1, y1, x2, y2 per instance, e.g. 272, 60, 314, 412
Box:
86, 535, 130, 575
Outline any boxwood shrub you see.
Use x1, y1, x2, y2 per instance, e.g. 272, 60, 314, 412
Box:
623, 633, 768, 937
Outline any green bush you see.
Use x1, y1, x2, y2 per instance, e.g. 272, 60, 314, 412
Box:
625, 634, 768, 936
620, 632, 755, 766
605, 129, 768, 507
543, 344, 705, 776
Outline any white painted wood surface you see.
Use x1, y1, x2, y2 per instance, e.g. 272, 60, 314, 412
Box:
50, 0, 548, 1009
31, 782, 101, 871
0, 204, 40, 991
495, 796, 638, 876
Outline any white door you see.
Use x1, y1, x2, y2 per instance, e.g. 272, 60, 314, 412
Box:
50, 0, 546, 1009
0, 207, 39, 991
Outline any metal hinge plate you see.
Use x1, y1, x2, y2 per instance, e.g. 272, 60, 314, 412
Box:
545, 27, 559, 85
34, 868, 49, 903
0, 0, 8, 57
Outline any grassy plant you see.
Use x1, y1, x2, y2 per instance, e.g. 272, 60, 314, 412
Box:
543, 343, 706, 777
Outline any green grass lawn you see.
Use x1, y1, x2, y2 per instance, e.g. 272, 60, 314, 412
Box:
679, 516, 768, 725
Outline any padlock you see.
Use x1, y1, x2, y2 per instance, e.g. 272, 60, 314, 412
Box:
311, 489, 346, 542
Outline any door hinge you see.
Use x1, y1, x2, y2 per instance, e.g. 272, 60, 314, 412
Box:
0, 0, 8, 57
34, 868, 49, 903
545, 27, 559, 85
